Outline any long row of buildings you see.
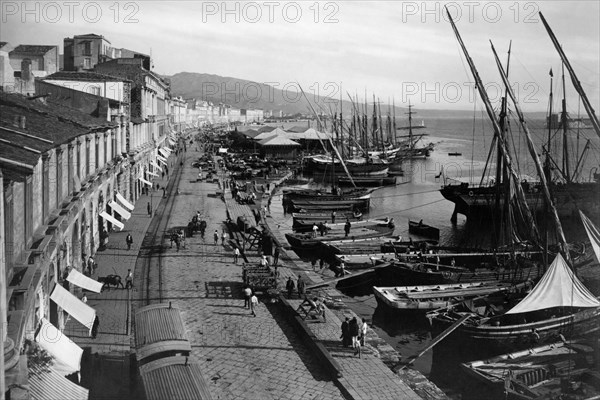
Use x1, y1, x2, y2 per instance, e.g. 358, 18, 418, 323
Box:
0, 33, 262, 399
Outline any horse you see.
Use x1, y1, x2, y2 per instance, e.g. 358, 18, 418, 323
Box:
98, 275, 124, 291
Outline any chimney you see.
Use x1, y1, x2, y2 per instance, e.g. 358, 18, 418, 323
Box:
19, 116, 26, 129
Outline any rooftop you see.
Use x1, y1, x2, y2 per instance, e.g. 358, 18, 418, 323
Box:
10, 45, 57, 56
45, 71, 130, 82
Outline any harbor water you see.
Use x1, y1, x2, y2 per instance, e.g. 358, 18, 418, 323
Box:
270, 116, 600, 398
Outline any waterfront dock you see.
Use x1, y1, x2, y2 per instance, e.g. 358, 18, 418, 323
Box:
64, 143, 446, 400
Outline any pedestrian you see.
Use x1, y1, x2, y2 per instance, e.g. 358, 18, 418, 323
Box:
286, 277, 295, 298
319, 222, 325, 236
147, 201, 152, 216
243, 285, 252, 308
213, 230, 219, 245
162, 187, 166, 197
126, 233, 133, 250
360, 318, 368, 347
91, 316, 100, 339
259, 255, 269, 267
344, 218, 351, 237
87, 256, 95, 275
340, 317, 350, 347
250, 293, 258, 317
349, 317, 361, 357
125, 269, 133, 289
312, 223, 318, 238
81, 293, 88, 304
233, 247, 240, 264
331, 210, 336, 224
273, 246, 280, 266
221, 230, 228, 245
297, 276, 305, 298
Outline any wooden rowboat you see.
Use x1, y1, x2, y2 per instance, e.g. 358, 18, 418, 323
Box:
408, 220, 440, 240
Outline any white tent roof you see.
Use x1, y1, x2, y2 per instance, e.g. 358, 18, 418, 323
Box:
506, 253, 600, 315
253, 131, 279, 141
258, 135, 300, 146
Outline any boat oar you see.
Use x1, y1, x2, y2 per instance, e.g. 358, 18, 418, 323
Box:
393, 313, 473, 372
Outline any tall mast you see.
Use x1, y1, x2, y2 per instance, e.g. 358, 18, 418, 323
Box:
446, 8, 541, 246
392, 97, 397, 145
540, 12, 600, 139
490, 41, 570, 261
378, 98, 385, 155
560, 64, 571, 183
546, 69, 553, 179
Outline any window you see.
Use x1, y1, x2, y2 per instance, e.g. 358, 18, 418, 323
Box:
4, 190, 14, 268
86, 139, 90, 177
67, 145, 73, 195
83, 57, 91, 69
56, 150, 63, 206
90, 86, 101, 96
95, 136, 99, 172
83, 41, 91, 55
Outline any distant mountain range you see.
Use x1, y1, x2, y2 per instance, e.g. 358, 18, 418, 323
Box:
166, 72, 550, 120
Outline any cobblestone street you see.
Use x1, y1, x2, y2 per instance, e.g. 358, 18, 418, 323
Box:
156, 148, 346, 400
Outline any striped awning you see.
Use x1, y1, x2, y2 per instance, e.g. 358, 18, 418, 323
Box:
109, 200, 131, 220
139, 177, 153, 186
156, 155, 167, 165
50, 285, 96, 334
66, 269, 103, 293
36, 318, 84, 374
158, 148, 169, 158
100, 211, 125, 231
116, 192, 134, 211
151, 161, 163, 172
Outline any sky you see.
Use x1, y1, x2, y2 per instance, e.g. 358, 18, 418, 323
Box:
1, 0, 599, 112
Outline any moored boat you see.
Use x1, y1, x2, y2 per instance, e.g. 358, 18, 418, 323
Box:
429, 254, 600, 353
408, 220, 440, 240
461, 340, 600, 400
373, 281, 517, 312
285, 224, 396, 249
293, 217, 393, 233
338, 176, 397, 187
335, 253, 397, 270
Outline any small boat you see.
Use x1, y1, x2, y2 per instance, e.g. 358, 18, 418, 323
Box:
285, 225, 396, 249
335, 253, 397, 270
448, 152, 462, 156
292, 218, 393, 233
461, 340, 600, 400
408, 220, 440, 240
292, 211, 360, 222
373, 281, 515, 312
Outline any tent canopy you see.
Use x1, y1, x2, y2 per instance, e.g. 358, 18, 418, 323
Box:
258, 135, 300, 146
506, 253, 600, 315
581, 210, 600, 264
35, 318, 84, 374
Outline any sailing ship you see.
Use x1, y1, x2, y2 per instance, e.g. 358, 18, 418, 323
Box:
429, 253, 600, 353
440, 13, 600, 225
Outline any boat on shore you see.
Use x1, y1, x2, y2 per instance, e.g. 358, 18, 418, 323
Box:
373, 281, 517, 312
304, 154, 390, 176
283, 187, 373, 212
461, 340, 600, 400
408, 220, 440, 240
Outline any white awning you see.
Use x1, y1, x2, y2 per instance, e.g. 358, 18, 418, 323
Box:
116, 192, 134, 211
138, 177, 153, 186
156, 155, 167, 166
50, 285, 96, 334
147, 171, 159, 177
100, 211, 125, 231
158, 148, 170, 158
168, 138, 176, 146
35, 318, 83, 375
109, 200, 131, 220
151, 161, 163, 172
66, 269, 103, 293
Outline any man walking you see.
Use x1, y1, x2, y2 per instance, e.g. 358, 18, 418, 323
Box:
233, 247, 240, 264
221, 230, 228, 245
213, 230, 219, 245
250, 293, 259, 317
273, 246, 280, 266
125, 269, 134, 289
340, 317, 350, 347
147, 201, 152, 216
331, 210, 336, 224
344, 218, 351, 237
243, 285, 252, 309
126, 233, 133, 250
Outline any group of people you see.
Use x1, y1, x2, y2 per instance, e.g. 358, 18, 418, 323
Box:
242, 285, 259, 317
285, 276, 306, 298
341, 317, 368, 357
